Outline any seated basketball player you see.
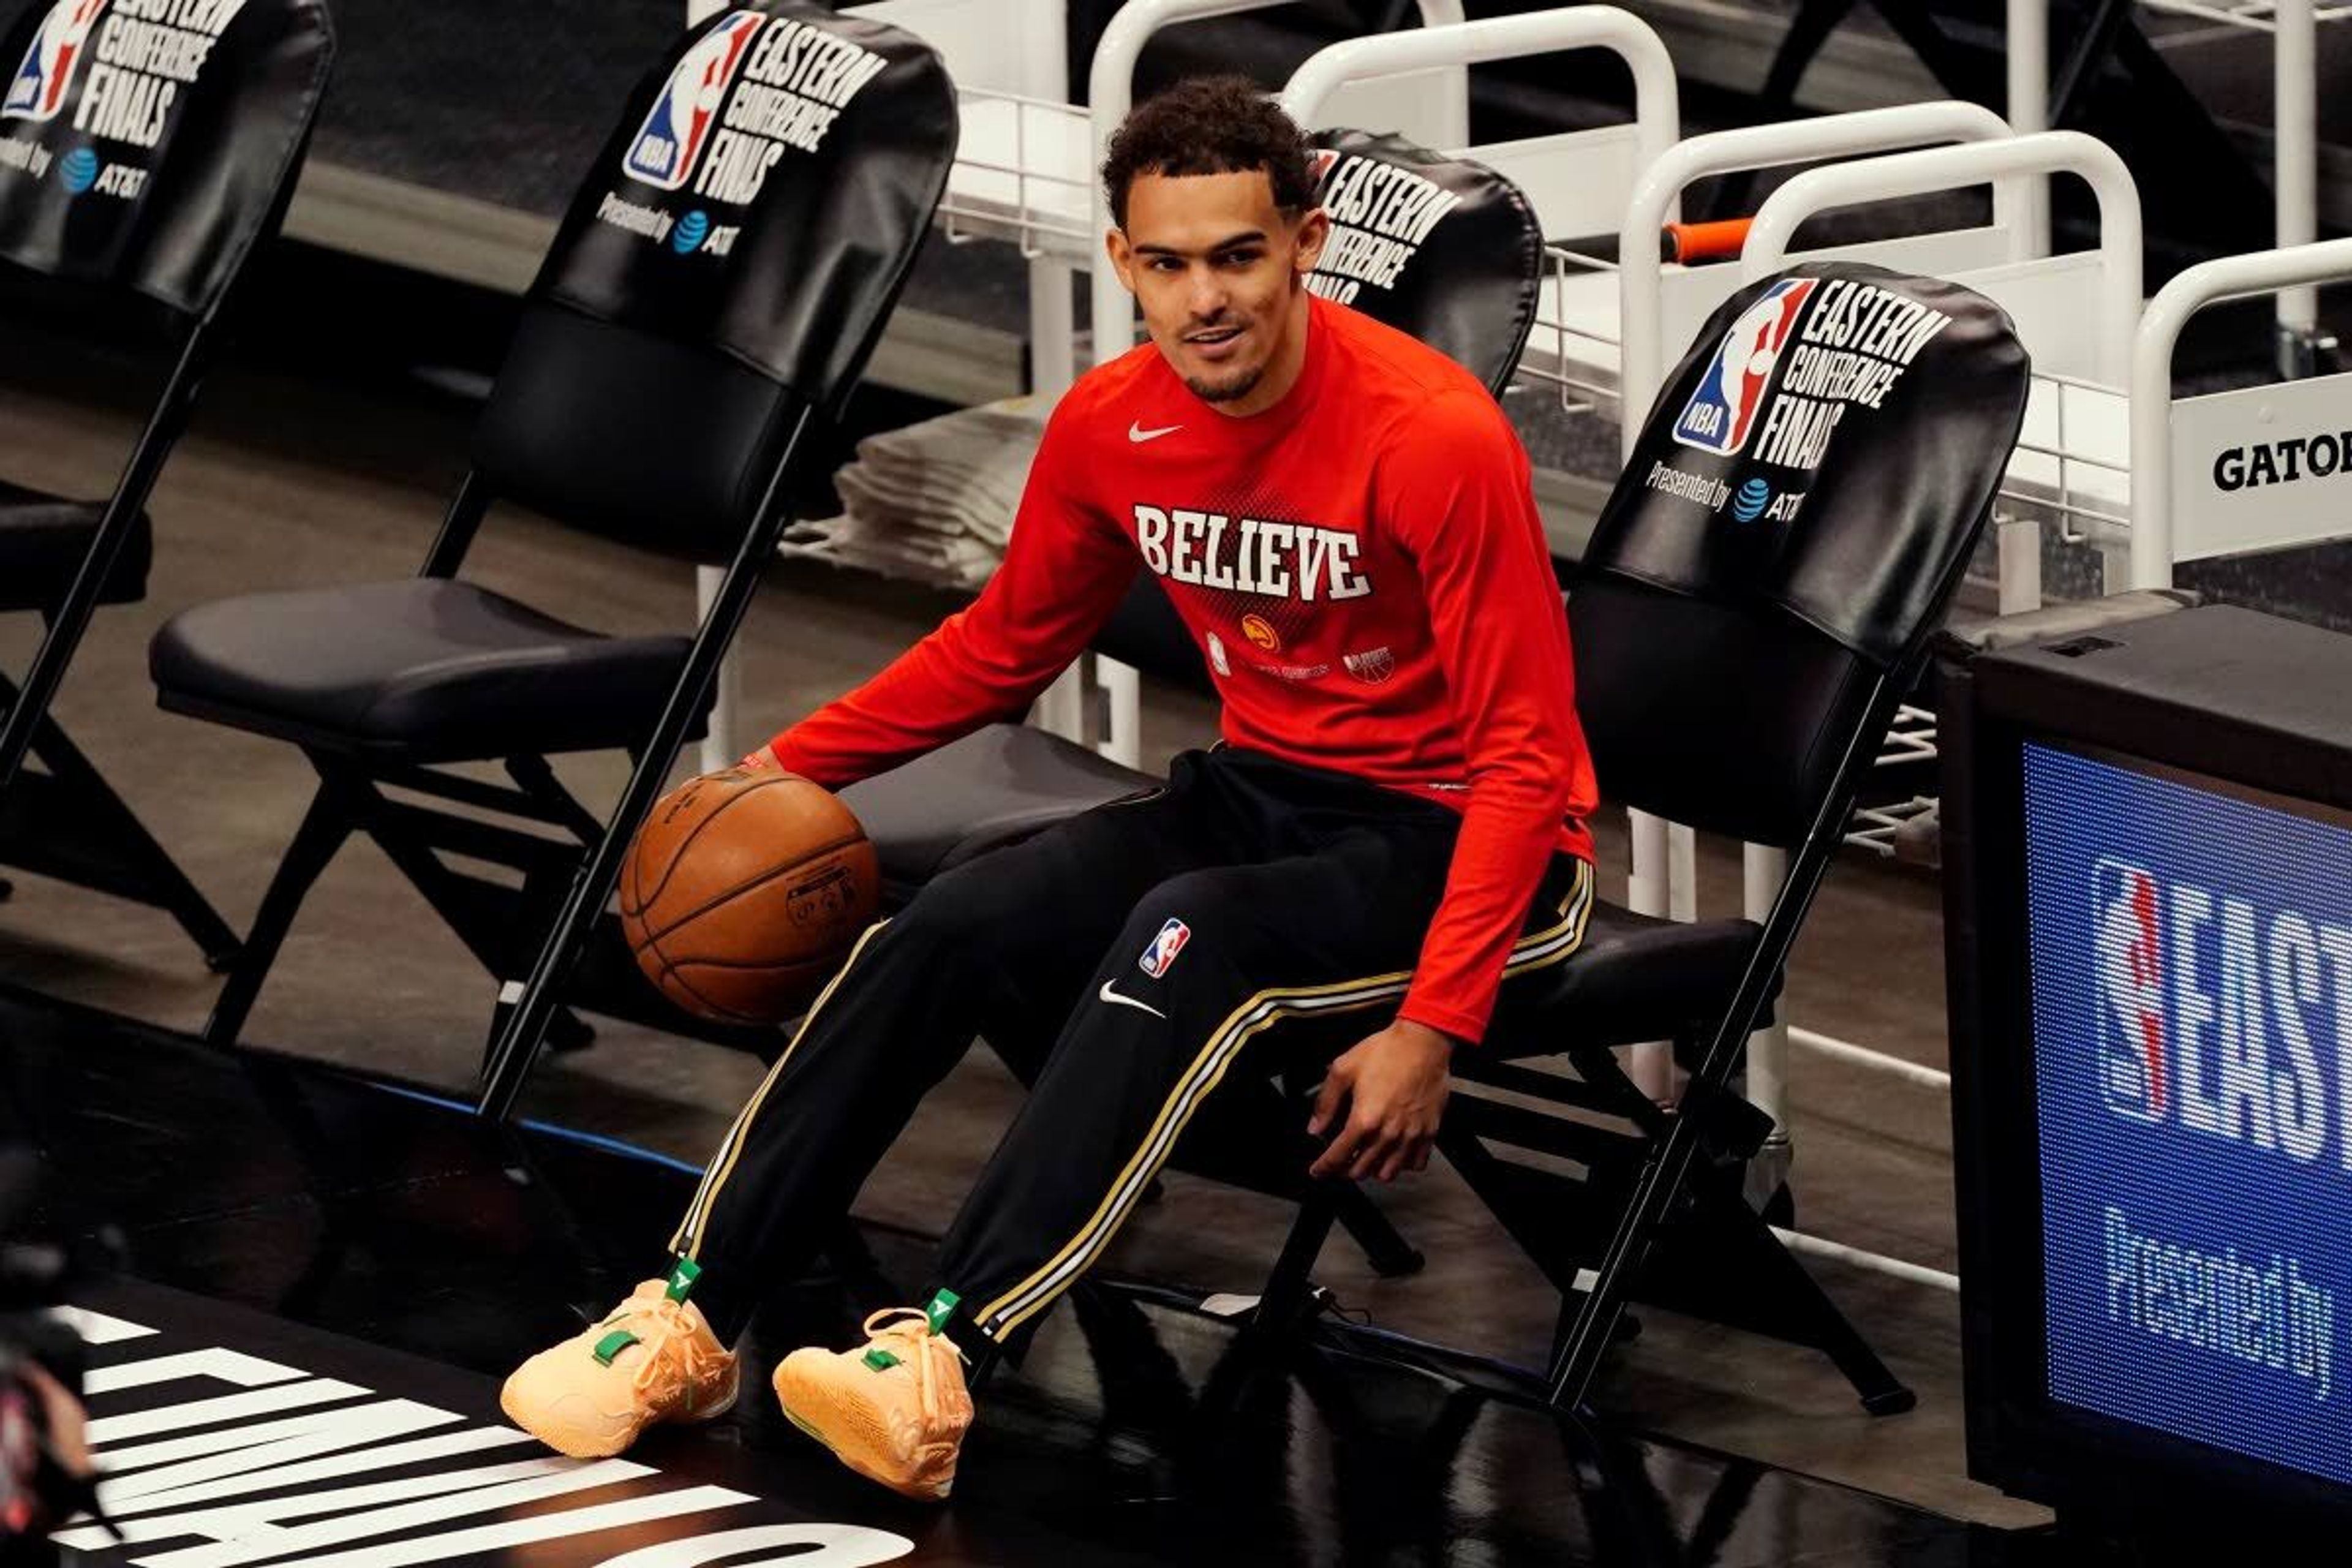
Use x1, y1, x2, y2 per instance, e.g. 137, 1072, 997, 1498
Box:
501, 76, 1599, 1500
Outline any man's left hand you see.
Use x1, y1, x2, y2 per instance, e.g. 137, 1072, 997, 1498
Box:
1307, 1019, 1457, 1183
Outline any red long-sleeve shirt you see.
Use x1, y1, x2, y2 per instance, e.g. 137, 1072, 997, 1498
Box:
772, 293, 1598, 1042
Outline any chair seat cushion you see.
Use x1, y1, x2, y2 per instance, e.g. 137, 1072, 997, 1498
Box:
1483, 899, 1763, 1056
841, 722, 1158, 899
0, 478, 151, 610
150, 578, 701, 761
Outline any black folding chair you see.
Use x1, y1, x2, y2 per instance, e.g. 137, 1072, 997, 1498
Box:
837, 130, 1547, 1281
146, 4, 957, 1115
0, 0, 333, 964
1253, 262, 2031, 1413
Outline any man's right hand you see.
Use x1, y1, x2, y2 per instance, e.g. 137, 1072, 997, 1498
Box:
737, 744, 784, 773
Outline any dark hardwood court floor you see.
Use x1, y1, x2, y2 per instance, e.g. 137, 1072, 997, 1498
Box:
1, 989, 2098, 1568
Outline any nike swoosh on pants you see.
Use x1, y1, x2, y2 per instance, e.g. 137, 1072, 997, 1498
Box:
1098, 980, 1167, 1019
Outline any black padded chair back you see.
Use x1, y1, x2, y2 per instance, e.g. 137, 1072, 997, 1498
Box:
0, 0, 331, 319
472, 2, 956, 565
1305, 127, 1542, 398
473, 311, 796, 567
1572, 262, 2029, 847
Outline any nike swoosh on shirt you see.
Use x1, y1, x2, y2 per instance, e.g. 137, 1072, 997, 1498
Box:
1128, 421, 1182, 443
1098, 980, 1167, 1019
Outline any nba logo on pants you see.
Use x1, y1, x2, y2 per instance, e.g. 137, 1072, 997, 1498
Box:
624, 10, 765, 192
4, 0, 108, 124
2094, 858, 2169, 1123
1672, 277, 1819, 456
1138, 918, 1190, 979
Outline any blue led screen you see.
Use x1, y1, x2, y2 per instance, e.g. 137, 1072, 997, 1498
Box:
2024, 741, 2351, 1484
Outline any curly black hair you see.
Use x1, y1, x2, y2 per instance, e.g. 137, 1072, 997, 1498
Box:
1100, 75, 1316, 229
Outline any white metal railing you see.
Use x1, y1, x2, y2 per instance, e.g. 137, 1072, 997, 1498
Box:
2130, 236, 2352, 587
1621, 102, 2024, 454
931, 88, 1095, 258
1510, 102, 2025, 420
2008, 0, 2343, 344
1281, 7, 1681, 403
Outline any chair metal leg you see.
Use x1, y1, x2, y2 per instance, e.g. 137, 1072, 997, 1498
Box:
1328, 1179, 1423, 1278
13, 687, 241, 967
1241, 1185, 1341, 1352
205, 775, 354, 1047
0, 327, 211, 802
477, 404, 821, 1123
1689, 1159, 1913, 1414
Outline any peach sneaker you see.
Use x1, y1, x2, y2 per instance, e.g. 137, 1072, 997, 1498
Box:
771, 1295, 972, 1500
500, 1267, 737, 1458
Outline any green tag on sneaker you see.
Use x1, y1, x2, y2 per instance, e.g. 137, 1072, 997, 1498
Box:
862, 1348, 902, 1372
665, 1258, 701, 1303
592, 1330, 640, 1366
922, 1289, 960, 1336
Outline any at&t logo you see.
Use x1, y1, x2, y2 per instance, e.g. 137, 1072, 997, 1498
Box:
1731, 477, 1771, 522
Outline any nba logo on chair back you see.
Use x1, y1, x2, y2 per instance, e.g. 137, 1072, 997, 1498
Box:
4, 0, 108, 124
2094, 857, 2170, 1124
1138, 918, 1190, 979
1673, 277, 1819, 456
624, 10, 764, 192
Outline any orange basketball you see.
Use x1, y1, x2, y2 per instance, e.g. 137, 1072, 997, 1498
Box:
620, 771, 879, 1025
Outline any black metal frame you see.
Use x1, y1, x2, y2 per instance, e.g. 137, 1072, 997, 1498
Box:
0, 309, 242, 965
200, 407, 824, 1094
1248, 656, 1935, 1420
1732, 0, 2285, 295
0, 91, 331, 967
1545, 662, 1912, 1414
472, 402, 818, 1118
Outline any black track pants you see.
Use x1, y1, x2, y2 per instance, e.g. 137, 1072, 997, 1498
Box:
669, 747, 1593, 1348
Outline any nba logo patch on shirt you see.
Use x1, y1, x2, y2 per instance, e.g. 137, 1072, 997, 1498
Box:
624, 10, 766, 192
1138, 917, 1191, 979
4, 0, 107, 125
1672, 277, 1819, 456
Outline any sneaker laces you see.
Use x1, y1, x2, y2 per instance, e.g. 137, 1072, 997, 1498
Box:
862, 1308, 965, 1431
608, 1296, 728, 1413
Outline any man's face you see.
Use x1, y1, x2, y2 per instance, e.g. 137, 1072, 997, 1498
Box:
1107, 168, 1327, 407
